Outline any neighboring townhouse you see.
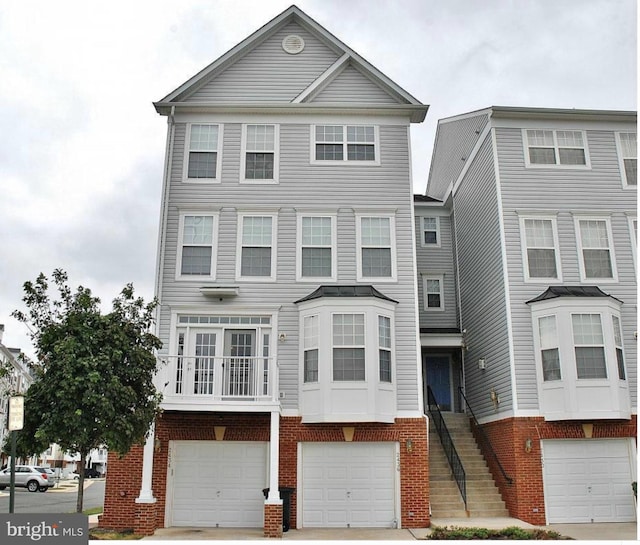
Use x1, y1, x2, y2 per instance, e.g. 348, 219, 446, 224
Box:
101, 6, 429, 537
0, 324, 33, 466
423, 106, 637, 525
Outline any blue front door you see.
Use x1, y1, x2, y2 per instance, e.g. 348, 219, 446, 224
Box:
426, 355, 452, 411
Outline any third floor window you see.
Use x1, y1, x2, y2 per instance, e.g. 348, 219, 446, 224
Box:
524, 129, 589, 168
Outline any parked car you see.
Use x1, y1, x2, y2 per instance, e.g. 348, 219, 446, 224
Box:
84, 468, 101, 478
0, 465, 55, 492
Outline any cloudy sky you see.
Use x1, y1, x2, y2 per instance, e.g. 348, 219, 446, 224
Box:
0, 0, 636, 356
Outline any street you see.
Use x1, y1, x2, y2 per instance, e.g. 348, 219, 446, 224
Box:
0, 478, 105, 514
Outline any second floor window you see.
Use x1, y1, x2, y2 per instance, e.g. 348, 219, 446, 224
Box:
378, 316, 392, 383
423, 275, 443, 310
313, 125, 378, 163
186, 124, 220, 180
421, 217, 439, 246
616, 132, 637, 187
333, 313, 365, 381
521, 217, 560, 280
538, 315, 561, 381
239, 216, 275, 279
572, 313, 607, 379
357, 215, 395, 280
576, 218, 616, 281
524, 129, 588, 167
242, 124, 278, 182
303, 315, 319, 383
178, 215, 216, 278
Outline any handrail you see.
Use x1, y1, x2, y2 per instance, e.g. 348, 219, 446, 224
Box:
458, 387, 513, 485
427, 386, 467, 509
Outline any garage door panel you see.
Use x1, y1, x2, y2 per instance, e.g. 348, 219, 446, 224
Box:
543, 439, 636, 524
170, 441, 267, 527
301, 442, 397, 528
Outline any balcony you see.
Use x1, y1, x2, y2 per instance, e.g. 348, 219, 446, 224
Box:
159, 355, 279, 411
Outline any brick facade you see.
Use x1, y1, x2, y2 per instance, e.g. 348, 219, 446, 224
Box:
474, 416, 638, 525
99, 412, 430, 535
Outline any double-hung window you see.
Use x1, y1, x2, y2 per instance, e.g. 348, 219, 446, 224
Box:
524, 129, 589, 167
615, 132, 637, 187
185, 124, 221, 181
177, 214, 217, 279
538, 315, 561, 381
575, 217, 617, 281
357, 214, 396, 280
423, 274, 444, 310
313, 125, 378, 164
612, 315, 626, 380
378, 315, 392, 383
421, 217, 440, 246
303, 315, 319, 383
520, 216, 561, 281
238, 215, 276, 280
298, 215, 336, 280
572, 313, 607, 379
332, 313, 365, 381
241, 124, 279, 183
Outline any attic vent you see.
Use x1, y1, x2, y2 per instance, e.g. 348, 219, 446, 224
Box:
282, 34, 305, 55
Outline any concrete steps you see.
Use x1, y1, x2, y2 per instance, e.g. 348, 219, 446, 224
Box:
429, 413, 509, 519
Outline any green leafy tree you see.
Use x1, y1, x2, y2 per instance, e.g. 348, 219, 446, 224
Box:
10, 269, 162, 512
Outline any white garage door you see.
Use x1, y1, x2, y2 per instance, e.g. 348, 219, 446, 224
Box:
542, 439, 636, 523
169, 441, 267, 527
301, 442, 397, 528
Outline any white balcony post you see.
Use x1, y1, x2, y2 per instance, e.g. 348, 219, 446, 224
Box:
267, 410, 281, 502
135, 422, 157, 504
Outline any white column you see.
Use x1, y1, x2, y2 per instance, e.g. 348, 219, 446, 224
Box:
267, 410, 281, 502
135, 423, 157, 504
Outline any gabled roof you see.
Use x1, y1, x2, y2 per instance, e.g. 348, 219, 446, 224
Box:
154, 5, 427, 122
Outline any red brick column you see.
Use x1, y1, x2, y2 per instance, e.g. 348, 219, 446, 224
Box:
99, 447, 143, 531
134, 501, 158, 536
264, 502, 283, 538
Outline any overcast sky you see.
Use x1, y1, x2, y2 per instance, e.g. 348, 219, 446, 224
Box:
0, 0, 636, 357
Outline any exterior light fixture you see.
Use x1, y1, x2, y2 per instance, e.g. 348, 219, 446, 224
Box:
524, 438, 532, 453
406, 439, 413, 453
478, 358, 486, 370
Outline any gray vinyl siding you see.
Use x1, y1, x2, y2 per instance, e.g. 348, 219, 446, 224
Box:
312, 64, 401, 104
496, 125, 637, 410
158, 120, 421, 412
453, 135, 512, 418
415, 212, 459, 329
184, 22, 339, 103
427, 113, 490, 200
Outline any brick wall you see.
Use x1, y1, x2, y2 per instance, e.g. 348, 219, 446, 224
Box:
475, 416, 637, 525
100, 412, 430, 533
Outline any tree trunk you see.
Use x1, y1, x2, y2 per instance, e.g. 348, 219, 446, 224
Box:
76, 451, 86, 513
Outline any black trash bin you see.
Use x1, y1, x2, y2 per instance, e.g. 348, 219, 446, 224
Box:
262, 487, 295, 532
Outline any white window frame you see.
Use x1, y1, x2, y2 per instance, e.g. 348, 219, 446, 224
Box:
332, 313, 366, 382
355, 213, 397, 282
627, 215, 637, 270
176, 212, 218, 281
420, 216, 440, 247
519, 215, 562, 282
240, 124, 280, 184
615, 131, 637, 188
422, 274, 444, 312
522, 129, 591, 169
310, 124, 380, 165
236, 213, 277, 281
378, 315, 393, 383
183, 123, 223, 182
303, 314, 319, 384
296, 213, 337, 282
574, 216, 618, 282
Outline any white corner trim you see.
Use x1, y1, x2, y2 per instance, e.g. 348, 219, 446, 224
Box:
293, 53, 351, 103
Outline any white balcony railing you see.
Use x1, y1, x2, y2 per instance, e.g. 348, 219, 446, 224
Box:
162, 355, 277, 403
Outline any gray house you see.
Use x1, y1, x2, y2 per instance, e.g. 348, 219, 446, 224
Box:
100, 5, 430, 537
421, 106, 637, 525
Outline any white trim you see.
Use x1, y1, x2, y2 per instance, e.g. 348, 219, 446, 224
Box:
182, 123, 223, 183
355, 212, 397, 282
175, 212, 218, 281
614, 131, 637, 189
627, 215, 637, 270
295, 213, 337, 282
293, 53, 351, 103
518, 215, 562, 283
452, 124, 492, 196
310, 124, 380, 166
422, 273, 445, 312
174, 111, 410, 126
573, 216, 618, 283
239, 124, 280, 184
522, 128, 591, 170
236, 213, 278, 282
419, 216, 440, 247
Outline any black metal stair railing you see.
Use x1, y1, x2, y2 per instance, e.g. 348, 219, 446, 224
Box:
427, 386, 467, 509
458, 387, 513, 485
